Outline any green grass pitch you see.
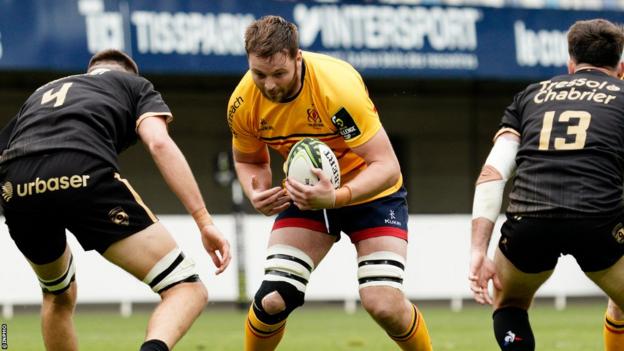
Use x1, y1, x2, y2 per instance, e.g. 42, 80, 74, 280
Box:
0, 301, 607, 350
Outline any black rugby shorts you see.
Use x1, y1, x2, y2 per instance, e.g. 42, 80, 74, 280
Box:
499, 213, 624, 273
0, 151, 157, 264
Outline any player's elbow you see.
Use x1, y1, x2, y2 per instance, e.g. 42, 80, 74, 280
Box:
382, 159, 401, 188
146, 134, 175, 155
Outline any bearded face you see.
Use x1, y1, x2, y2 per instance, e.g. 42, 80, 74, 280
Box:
248, 50, 302, 103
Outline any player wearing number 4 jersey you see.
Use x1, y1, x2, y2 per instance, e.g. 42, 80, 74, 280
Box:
470, 19, 624, 351
228, 15, 432, 351
0, 49, 231, 351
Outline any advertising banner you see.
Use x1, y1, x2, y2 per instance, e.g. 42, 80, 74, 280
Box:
0, 0, 622, 79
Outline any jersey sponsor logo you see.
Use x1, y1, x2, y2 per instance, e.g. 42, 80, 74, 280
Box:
331, 108, 361, 140
227, 96, 244, 136
306, 107, 323, 129
1, 182, 13, 202
7, 175, 90, 199
612, 223, 624, 244
533, 78, 619, 105
108, 206, 130, 226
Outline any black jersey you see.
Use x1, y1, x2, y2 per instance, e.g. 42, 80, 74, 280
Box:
500, 70, 624, 217
0, 69, 171, 169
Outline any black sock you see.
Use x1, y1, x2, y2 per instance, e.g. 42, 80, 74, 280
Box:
140, 339, 169, 351
493, 307, 535, 351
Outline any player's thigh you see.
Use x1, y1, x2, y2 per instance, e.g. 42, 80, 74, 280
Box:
585, 255, 624, 310
102, 222, 178, 280
269, 226, 335, 266
355, 235, 407, 257
493, 247, 553, 309
29, 244, 73, 282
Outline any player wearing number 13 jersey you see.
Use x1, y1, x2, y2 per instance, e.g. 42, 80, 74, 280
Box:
469, 19, 624, 351
502, 67, 624, 216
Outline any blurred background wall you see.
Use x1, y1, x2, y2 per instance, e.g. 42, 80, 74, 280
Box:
0, 0, 622, 306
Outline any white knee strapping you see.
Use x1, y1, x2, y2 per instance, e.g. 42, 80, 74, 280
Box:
143, 247, 199, 293
264, 245, 315, 293
357, 251, 405, 290
38, 254, 77, 294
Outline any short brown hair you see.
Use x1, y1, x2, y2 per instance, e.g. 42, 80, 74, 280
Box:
244, 15, 299, 58
87, 49, 139, 75
568, 19, 624, 68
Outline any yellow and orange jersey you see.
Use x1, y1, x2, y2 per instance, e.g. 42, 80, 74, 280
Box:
227, 51, 401, 204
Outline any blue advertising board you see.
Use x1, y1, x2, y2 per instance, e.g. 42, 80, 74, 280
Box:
0, 0, 623, 80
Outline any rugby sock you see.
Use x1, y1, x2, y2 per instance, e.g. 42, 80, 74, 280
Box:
389, 304, 432, 351
493, 307, 535, 351
140, 339, 169, 351
604, 312, 624, 351
245, 305, 286, 351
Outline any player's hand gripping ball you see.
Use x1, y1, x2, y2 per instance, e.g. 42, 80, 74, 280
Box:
285, 138, 340, 189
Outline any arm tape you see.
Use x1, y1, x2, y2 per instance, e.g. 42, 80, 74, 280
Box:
192, 207, 213, 227
484, 137, 519, 180
472, 179, 505, 222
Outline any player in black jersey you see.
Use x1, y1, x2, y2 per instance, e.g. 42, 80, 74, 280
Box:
469, 19, 624, 351
0, 50, 231, 351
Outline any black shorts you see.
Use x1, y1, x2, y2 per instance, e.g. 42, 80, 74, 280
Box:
0, 151, 157, 264
273, 186, 408, 243
499, 213, 624, 273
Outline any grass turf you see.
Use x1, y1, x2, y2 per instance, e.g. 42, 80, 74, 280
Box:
0, 301, 606, 350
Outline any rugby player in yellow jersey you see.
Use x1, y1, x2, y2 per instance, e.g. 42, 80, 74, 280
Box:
227, 15, 432, 351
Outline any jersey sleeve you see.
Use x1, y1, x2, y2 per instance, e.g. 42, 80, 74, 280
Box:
328, 70, 381, 148
0, 113, 18, 152
132, 77, 173, 129
227, 89, 264, 154
496, 90, 525, 139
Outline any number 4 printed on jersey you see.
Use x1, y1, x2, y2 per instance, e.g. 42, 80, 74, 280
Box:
41, 82, 73, 107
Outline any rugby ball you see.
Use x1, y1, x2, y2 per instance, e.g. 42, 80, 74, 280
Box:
285, 138, 340, 189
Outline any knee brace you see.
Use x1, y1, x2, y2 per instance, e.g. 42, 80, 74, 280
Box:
143, 247, 199, 293
253, 245, 315, 324
38, 254, 76, 295
358, 251, 405, 290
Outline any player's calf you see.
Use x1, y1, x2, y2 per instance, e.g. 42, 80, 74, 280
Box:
604, 300, 624, 351
493, 306, 535, 351
358, 251, 432, 351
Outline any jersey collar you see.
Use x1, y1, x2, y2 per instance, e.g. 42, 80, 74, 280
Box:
280, 59, 306, 103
